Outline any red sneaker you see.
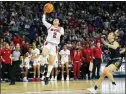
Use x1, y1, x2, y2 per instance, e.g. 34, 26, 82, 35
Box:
32, 78, 36, 82
37, 78, 41, 82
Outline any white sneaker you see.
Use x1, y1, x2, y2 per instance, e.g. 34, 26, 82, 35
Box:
61, 77, 64, 81
66, 77, 69, 81
54, 77, 57, 81
50, 77, 54, 81
111, 84, 117, 92
41, 76, 45, 81
87, 87, 97, 93
23, 77, 28, 82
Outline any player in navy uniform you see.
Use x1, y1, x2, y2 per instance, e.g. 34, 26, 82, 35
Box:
88, 31, 125, 93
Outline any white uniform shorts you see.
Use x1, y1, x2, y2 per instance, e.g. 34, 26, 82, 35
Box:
53, 61, 58, 68
32, 59, 41, 66
43, 41, 58, 56
61, 60, 69, 64
24, 57, 30, 69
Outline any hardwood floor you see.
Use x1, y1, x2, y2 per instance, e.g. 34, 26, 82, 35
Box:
1, 78, 125, 94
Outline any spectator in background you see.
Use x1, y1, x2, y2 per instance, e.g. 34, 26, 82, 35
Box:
0, 39, 4, 50
10, 43, 23, 85
28, 27, 37, 44
13, 33, 22, 47
104, 19, 110, 29
92, 42, 102, 79
10, 41, 15, 50
22, 40, 29, 55
4, 31, 12, 44
1, 43, 12, 82
72, 45, 82, 80
88, 23, 94, 37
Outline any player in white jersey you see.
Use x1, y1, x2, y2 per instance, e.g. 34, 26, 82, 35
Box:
41, 8, 64, 85
23, 47, 32, 82
50, 49, 59, 81
31, 43, 40, 81
59, 45, 70, 81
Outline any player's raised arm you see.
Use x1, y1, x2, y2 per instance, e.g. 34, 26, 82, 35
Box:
42, 12, 52, 29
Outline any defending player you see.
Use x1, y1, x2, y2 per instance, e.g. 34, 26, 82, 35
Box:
87, 31, 126, 93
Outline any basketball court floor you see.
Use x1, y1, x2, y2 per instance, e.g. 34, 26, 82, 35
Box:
1, 78, 125, 94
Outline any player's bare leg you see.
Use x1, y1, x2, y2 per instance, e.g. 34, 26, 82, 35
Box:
33, 65, 37, 81
54, 67, 58, 81
41, 47, 49, 64
88, 64, 117, 93
51, 68, 54, 81
65, 62, 69, 81
23, 67, 28, 82
61, 64, 64, 81
45, 55, 55, 85
37, 64, 41, 81
24, 67, 28, 78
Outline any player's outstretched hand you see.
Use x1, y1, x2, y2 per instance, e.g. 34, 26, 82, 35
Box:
43, 8, 47, 15
43, 5, 48, 15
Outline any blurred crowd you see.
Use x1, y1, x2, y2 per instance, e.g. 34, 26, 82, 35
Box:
0, 1, 126, 82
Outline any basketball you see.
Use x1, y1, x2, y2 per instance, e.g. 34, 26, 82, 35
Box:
44, 3, 54, 13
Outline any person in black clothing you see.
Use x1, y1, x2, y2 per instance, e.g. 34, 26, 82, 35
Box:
88, 31, 126, 93
9, 43, 23, 85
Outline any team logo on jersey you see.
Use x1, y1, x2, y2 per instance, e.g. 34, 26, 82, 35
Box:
115, 61, 120, 67
51, 28, 59, 32
44, 42, 48, 46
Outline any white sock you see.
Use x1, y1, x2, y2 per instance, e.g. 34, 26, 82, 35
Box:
67, 75, 69, 77
41, 63, 44, 66
24, 77, 26, 79
46, 65, 53, 77
55, 76, 57, 79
